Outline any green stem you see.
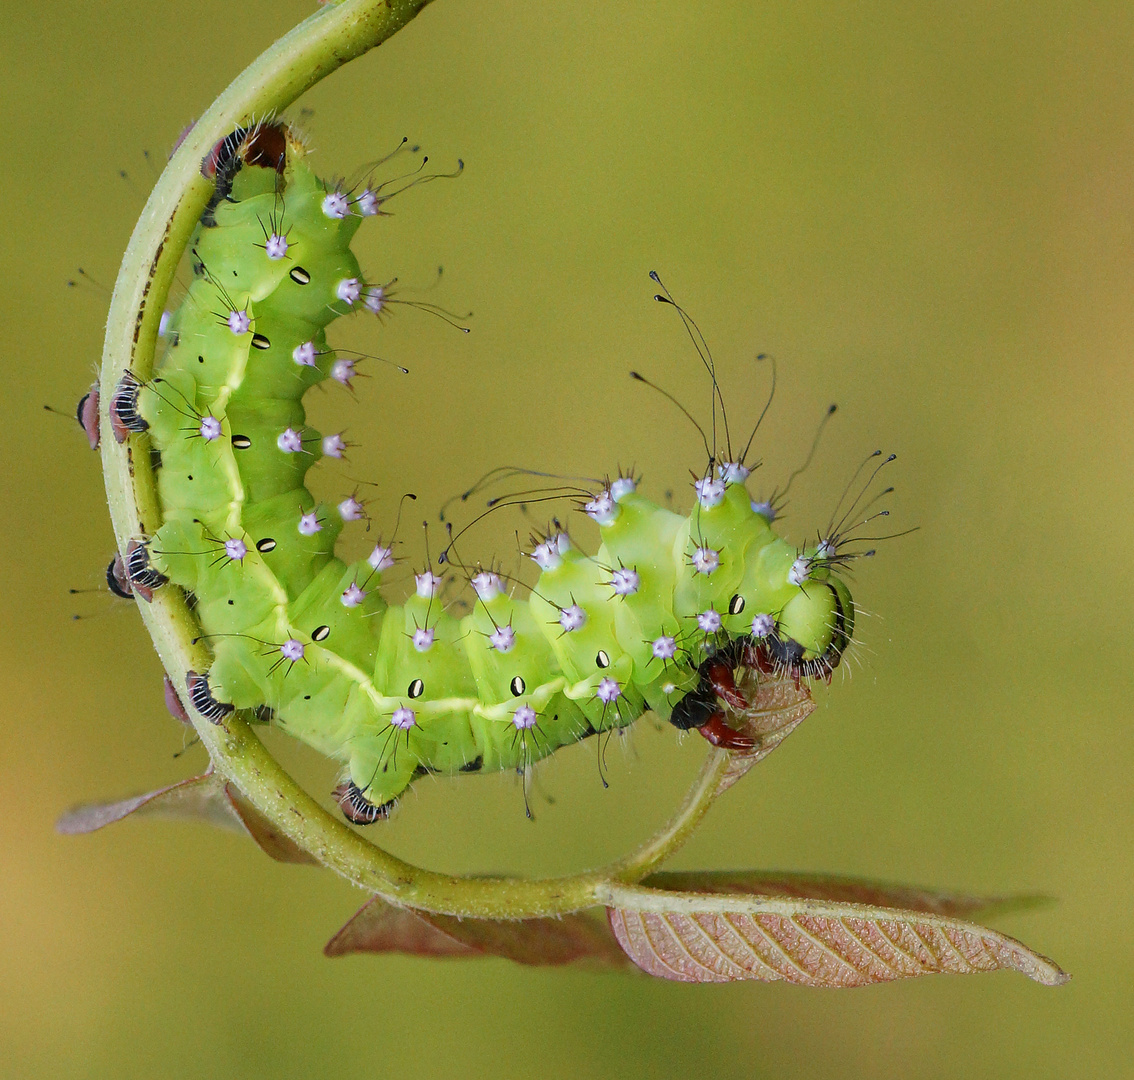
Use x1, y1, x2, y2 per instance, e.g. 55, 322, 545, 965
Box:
608, 748, 732, 883
100, 0, 727, 919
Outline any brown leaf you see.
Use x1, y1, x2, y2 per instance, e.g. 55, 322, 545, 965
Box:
326, 895, 631, 968
715, 670, 816, 794
55, 770, 243, 836
325, 900, 478, 959
222, 784, 318, 865
604, 884, 1069, 986
641, 870, 1047, 919
56, 769, 316, 865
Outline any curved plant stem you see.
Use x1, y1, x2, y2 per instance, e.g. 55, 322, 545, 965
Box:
100, 0, 729, 918
608, 748, 731, 883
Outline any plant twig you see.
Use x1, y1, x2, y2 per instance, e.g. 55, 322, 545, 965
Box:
99, 0, 731, 920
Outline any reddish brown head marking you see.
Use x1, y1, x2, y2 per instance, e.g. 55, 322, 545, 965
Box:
697, 712, 756, 752
242, 123, 288, 172
202, 121, 289, 180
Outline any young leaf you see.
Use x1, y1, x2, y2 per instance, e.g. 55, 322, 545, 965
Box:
326, 896, 630, 968
714, 669, 816, 794
56, 770, 243, 836
641, 870, 1049, 919
603, 883, 1069, 986
56, 768, 316, 864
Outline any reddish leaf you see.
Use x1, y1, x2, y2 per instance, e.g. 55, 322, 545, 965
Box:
604, 883, 1069, 986
326, 895, 630, 968
55, 770, 242, 836
222, 785, 317, 865
325, 901, 478, 959
642, 870, 1046, 919
56, 768, 315, 864
714, 670, 816, 794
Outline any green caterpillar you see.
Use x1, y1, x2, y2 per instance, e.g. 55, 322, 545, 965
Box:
120, 120, 865, 823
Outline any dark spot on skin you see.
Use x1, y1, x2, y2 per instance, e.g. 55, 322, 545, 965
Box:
197, 355, 205, 364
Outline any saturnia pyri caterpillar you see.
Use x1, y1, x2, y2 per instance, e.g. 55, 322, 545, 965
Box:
64, 2, 1073, 993
93, 117, 873, 824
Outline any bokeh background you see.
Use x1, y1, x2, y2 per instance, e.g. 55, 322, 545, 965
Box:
3, 1, 1132, 1076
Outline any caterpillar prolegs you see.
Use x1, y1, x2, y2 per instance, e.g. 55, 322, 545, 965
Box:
112, 120, 869, 823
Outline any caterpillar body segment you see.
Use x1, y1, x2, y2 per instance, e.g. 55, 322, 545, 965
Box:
129, 120, 858, 819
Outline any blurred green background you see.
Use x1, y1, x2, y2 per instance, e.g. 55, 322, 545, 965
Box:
2, 1, 1131, 1076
